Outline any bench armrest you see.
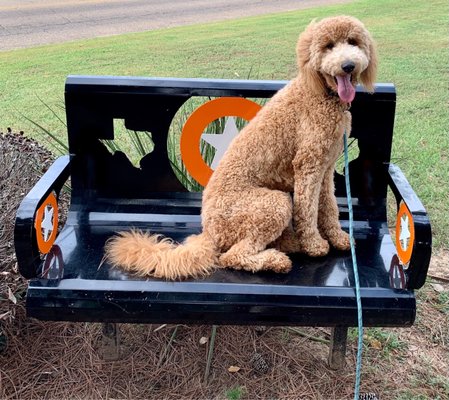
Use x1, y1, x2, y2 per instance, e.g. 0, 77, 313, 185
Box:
388, 163, 432, 289
14, 156, 71, 279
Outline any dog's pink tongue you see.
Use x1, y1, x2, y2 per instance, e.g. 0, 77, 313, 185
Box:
336, 75, 355, 103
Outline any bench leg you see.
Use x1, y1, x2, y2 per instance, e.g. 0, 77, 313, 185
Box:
98, 322, 121, 361
328, 326, 348, 370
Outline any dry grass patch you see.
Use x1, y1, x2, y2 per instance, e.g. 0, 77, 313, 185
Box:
0, 132, 447, 399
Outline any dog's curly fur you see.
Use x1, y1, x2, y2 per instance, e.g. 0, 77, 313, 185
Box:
105, 16, 377, 279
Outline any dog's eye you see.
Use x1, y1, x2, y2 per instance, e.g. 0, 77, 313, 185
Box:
325, 42, 334, 50
348, 38, 358, 46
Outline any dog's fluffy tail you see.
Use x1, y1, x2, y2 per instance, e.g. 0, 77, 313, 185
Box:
105, 230, 218, 280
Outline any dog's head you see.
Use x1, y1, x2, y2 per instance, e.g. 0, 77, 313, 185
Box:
296, 16, 377, 103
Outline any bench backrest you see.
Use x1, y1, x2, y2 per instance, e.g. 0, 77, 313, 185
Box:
65, 76, 396, 217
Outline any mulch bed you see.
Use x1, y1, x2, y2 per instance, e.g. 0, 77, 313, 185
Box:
0, 130, 54, 327
0, 130, 447, 399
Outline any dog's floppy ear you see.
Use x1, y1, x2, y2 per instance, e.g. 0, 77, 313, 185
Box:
296, 20, 326, 95
360, 33, 378, 93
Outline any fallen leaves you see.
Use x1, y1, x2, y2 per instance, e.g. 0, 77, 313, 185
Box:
369, 338, 382, 350
0, 311, 11, 320
431, 283, 446, 293
7, 287, 17, 304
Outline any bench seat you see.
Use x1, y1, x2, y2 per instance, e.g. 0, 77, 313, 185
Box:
27, 193, 414, 326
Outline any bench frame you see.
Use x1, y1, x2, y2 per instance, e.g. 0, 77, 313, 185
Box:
15, 76, 432, 369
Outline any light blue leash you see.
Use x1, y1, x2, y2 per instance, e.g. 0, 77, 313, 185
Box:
343, 130, 363, 400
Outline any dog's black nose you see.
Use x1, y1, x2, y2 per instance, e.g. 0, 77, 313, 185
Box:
341, 61, 355, 73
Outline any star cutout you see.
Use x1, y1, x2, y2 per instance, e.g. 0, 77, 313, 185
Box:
399, 214, 411, 250
201, 117, 240, 169
41, 205, 54, 241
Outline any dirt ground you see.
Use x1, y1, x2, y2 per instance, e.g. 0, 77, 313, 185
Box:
0, 131, 448, 399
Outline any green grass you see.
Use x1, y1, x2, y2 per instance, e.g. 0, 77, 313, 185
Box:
348, 327, 406, 359
438, 291, 449, 315
0, 0, 447, 247
225, 386, 246, 400
366, 328, 407, 358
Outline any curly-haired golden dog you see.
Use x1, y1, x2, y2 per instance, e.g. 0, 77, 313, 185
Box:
106, 16, 377, 279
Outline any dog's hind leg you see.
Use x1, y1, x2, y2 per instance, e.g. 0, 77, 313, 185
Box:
217, 188, 292, 273
270, 225, 302, 254
219, 238, 292, 273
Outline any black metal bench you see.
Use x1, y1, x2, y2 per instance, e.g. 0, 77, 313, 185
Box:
14, 75, 432, 368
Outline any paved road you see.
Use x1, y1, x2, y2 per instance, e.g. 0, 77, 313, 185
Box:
0, 0, 350, 51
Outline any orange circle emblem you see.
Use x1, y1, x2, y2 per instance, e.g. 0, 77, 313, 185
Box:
34, 192, 59, 254
395, 202, 415, 265
180, 97, 261, 187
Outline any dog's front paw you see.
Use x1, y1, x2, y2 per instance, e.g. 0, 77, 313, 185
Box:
327, 229, 351, 251
301, 236, 330, 257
